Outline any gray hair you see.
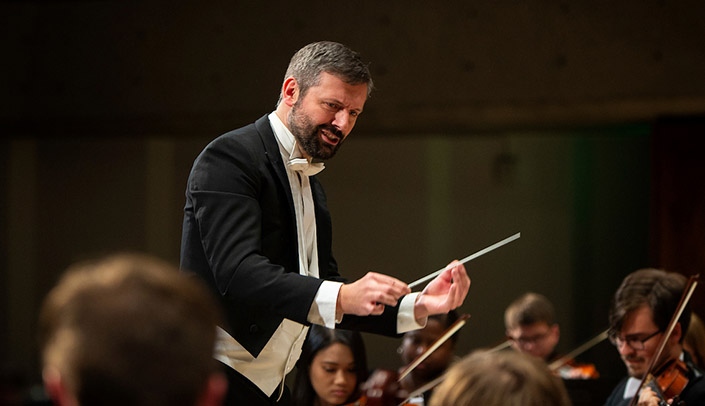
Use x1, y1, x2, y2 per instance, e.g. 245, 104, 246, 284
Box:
277, 41, 374, 106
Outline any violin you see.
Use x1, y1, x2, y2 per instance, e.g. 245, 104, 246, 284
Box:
548, 329, 608, 380
361, 369, 409, 406
362, 315, 470, 406
629, 274, 699, 406
648, 358, 689, 402
554, 359, 600, 380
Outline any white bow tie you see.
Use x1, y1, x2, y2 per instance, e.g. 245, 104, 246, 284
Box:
287, 158, 325, 176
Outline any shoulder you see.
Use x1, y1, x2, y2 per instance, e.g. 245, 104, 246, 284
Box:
603, 378, 628, 406
204, 116, 271, 157
187, 115, 275, 190
685, 370, 705, 400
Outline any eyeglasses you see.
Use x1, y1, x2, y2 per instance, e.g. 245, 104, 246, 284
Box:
609, 330, 662, 351
508, 331, 550, 346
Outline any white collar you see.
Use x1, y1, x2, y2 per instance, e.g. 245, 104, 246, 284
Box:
268, 112, 303, 161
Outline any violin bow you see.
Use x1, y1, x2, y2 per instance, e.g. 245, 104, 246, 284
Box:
398, 337, 511, 406
398, 374, 446, 406
408, 233, 520, 289
397, 314, 471, 382
548, 329, 609, 372
627, 273, 700, 406
488, 339, 512, 353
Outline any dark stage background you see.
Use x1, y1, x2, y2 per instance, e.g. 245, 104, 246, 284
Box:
2, 2, 705, 404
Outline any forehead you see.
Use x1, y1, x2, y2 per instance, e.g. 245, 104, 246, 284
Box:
509, 321, 552, 334
303, 72, 368, 110
314, 342, 354, 364
620, 304, 657, 333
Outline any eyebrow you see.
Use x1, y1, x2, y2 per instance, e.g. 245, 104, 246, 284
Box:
322, 97, 363, 114
622, 332, 653, 339
321, 361, 355, 368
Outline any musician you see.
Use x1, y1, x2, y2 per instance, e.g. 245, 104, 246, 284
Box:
38, 254, 227, 406
180, 41, 471, 405
292, 325, 368, 406
397, 310, 460, 405
604, 269, 705, 406
505, 292, 598, 379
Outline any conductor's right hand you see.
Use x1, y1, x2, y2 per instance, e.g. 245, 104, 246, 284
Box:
337, 272, 411, 316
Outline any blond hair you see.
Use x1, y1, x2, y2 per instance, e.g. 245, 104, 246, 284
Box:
429, 350, 572, 406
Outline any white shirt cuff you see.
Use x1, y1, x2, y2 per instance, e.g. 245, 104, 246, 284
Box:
307, 280, 342, 328
397, 292, 426, 333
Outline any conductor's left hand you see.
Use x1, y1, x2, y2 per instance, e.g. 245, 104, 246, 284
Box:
413, 260, 470, 321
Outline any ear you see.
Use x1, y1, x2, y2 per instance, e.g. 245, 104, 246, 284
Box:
197, 372, 228, 406
281, 77, 299, 107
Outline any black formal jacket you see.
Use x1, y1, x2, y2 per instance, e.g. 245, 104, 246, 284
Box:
181, 115, 401, 358
603, 352, 705, 406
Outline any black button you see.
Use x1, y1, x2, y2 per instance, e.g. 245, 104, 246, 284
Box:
249, 324, 259, 334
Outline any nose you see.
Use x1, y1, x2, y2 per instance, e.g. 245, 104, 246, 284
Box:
332, 110, 352, 134
616, 341, 634, 356
334, 370, 348, 385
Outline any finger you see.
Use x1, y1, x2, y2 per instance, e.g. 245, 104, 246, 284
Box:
448, 272, 470, 309
439, 266, 456, 282
451, 266, 471, 292
364, 272, 411, 296
372, 291, 400, 307
444, 282, 462, 310
370, 302, 385, 316
375, 273, 411, 295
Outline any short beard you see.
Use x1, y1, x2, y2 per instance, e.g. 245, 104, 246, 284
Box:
288, 102, 344, 161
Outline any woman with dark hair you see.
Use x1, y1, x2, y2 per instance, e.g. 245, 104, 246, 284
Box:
293, 325, 368, 406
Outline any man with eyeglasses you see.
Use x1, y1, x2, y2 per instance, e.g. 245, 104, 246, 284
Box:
504, 292, 599, 379
604, 268, 705, 406
505, 292, 561, 362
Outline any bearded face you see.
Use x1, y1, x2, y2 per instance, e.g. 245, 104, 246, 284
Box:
282, 72, 367, 160
287, 99, 346, 161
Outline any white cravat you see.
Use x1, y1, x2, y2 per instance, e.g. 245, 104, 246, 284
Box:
287, 157, 324, 177
286, 156, 323, 277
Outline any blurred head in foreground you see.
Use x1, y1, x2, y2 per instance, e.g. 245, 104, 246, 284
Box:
429, 349, 571, 406
38, 253, 226, 406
